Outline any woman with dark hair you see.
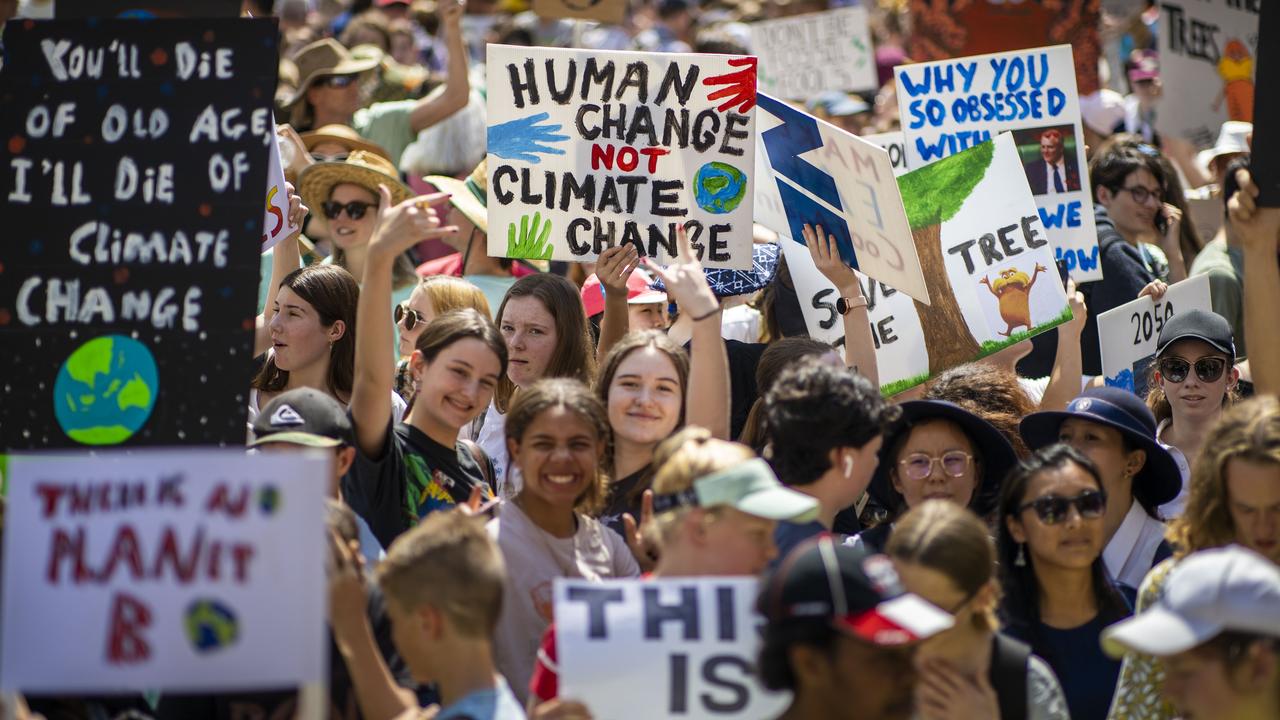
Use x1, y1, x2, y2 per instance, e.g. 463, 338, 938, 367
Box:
1020, 387, 1181, 590
738, 337, 836, 452
922, 363, 1038, 458
998, 444, 1135, 720
854, 400, 1019, 553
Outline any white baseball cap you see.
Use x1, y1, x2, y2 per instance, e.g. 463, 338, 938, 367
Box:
1102, 546, 1280, 658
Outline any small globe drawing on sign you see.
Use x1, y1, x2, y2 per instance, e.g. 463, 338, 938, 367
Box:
185, 599, 240, 653
258, 485, 282, 516
693, 161, 747, 214
52, 335, 159, 445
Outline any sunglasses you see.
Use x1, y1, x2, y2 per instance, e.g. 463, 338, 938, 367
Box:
310, 151, 349, 163
316, 73, 360, 89
897, 451, 973, 481
394, 303, 423, 332
1158, 356, 1228, 384
322, 200, 377, 220
1018, 490, 1106, 525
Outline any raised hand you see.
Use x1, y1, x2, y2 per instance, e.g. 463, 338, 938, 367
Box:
439, 0, 464, 25
1228, 167, 1280, 254
802, 223, 859, 293
702, 57, 758, 114
596, 244, 641, 296
507, 211, 555, 260
1137, 279, 1168, 301
488, 112, 570, 164
644, 226, 718, 319
621, 490, 659, 572
369, 186, 457, 264
1063, 277, 1087, 336
327, 528, 368, 632
285, 181, 307, 229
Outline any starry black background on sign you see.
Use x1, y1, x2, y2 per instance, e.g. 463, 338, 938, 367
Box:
0, 19, 278, 449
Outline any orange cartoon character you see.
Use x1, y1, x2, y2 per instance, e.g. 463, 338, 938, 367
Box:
1214, 39, 1255, 122
980, 264, 1047, 337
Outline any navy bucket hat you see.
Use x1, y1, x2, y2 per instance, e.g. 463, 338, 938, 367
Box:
651, 241, 780, 299
1019, 387, 1181, 508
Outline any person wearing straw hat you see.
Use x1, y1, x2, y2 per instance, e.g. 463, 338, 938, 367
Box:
284, 0, 470, 165
416, 160, 536, 314
299, 150, 422, 308
302, 123, 395, 164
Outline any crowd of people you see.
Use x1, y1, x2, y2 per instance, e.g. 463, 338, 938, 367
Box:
4, 0, 1280, 718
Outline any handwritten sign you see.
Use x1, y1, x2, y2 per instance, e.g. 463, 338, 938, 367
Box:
749, 7, 877, 99
531, 0, 626, 24
261, 130, 299, 253
0, 19, 276, 449
861, 131, 909, 176
754, 93, 929, 303
0, 450, 327, 693
486, 45, 757, 269
1097, 275, 1213, 396
1157, 0, 1259, 150
896, 45, 1102, 282
554, 577, 790, 719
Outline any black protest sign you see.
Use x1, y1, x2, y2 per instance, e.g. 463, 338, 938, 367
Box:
0, 19, 277, 449
1252, 0, 1277, 206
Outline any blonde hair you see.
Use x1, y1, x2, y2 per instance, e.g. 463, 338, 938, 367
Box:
376, 511, 505, 637
1169, 396, 1280, 556
886, 500, 999, 632
648, 427, 757, 545
415, 275, 491, 318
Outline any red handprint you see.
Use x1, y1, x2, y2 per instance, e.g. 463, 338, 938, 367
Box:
702, 56, 757, 114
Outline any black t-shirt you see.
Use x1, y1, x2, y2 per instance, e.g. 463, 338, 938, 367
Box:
681, 339, 766, 441
155, 584, 434, 720
597, 465, 652, 539
343, 416, 489, 549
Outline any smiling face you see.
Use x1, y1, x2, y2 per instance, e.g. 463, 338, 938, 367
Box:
1225, 458, 1280, 564
509, 405, 604, 512
1100, 168, 1163, 239
410, 337, 502, 433
1006, 462, 1106, 572
270, 286, 341, 373
891, 419, 978, 510
1156, 339, 1237, 424
398, 287, 437, 359
500, 296, 558, 387
607, 347, 683, 448
327, 183, 379, 251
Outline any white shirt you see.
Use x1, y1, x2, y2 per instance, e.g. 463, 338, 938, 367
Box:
1156, 418, 1193, 520
1103, 499, 1168, 590
475, 400, 520, 499
1042, 158, 1068, 192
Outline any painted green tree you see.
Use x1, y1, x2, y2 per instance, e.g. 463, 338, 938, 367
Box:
897, 140, 995, 375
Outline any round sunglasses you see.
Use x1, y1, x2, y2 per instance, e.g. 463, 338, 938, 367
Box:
897, 451, 973, 481
394, 303, 423, 332
1158, 356, 1228, 384
1018, 490, 1106, 525
322, 200, 377, 221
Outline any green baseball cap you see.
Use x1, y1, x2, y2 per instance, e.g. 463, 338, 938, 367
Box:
652, 458, 819, 522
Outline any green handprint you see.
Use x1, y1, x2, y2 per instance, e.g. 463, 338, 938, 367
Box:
506, 212, 555, 261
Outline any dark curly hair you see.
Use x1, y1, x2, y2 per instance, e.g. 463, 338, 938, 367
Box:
923, 363, 1036, 458
762, 358, 901, 486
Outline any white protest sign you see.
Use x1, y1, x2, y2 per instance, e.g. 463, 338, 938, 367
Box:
1157, 0, 1259, 150
554, 576, 790, 719
0, 450, 328, 693
261, 132, 300, 253
1097, 274, 1213, 396
895, 45, 1102, 282
749, 7, 877, 100
486, 45, 757, 269
754, 93, 929, 303
861, 131, 910, 176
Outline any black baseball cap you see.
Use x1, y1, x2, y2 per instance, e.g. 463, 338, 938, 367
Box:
759, 536, 953, 646
250, 388, 354, 449
1156, 309, 1235, 361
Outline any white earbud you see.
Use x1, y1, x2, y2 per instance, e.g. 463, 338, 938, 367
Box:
843, 455, 854, 478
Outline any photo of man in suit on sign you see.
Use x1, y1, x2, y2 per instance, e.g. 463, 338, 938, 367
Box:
1022, 127, 1081, 195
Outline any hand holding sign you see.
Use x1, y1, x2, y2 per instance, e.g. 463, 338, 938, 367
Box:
597, 245, 642, 296
803, 223, 859, 294
1229, 167, 1280, 253
1138, 279, 1169, 301
702, 57, 758, 113
286, 181, 308, 230
369, 187, 457, 265
488, 112, 570, 164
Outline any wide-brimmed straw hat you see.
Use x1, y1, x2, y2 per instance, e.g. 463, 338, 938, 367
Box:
284, 38, 379, 108
423, 160, 489, 234
298, 150, 412, 216
301, 124, 393, 162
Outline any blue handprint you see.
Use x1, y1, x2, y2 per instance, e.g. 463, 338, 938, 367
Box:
487, 112, 569, 164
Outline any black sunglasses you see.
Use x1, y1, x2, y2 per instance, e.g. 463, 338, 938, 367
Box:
316, 74, 360, 89
394, 303, 422, 332
1018, 490, 1106, 525
1158, 356, 1228, 384
322, 200, 377, 220
310, 151, 349, 163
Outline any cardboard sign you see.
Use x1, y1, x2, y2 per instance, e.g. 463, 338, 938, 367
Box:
907, 0, 1101, 97
1097, 275, 1213, 396
749, 7, 877, 99
1252, 0, 1278, 207
1157, 0, 1259, 150
861, 131, 910, 177
261, 131, 300, 253
486, 45, 757, 269
754, 93, 929, 303
0, 19, 277, 449
0, 450, 328, 693
554, 577, 790, 719
531, 0, 626, 24
896, 45, 1102, 282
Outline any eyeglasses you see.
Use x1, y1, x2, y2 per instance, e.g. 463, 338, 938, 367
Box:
1158, 356, 1228, 384
310, 151, 349, 163
322, 200, 377, 220
394, 303, 423, 332
1113, 184, 1164, 205
897, 451, 973, 481
1018, 490, 1106, 525
316, 74, 360, 89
